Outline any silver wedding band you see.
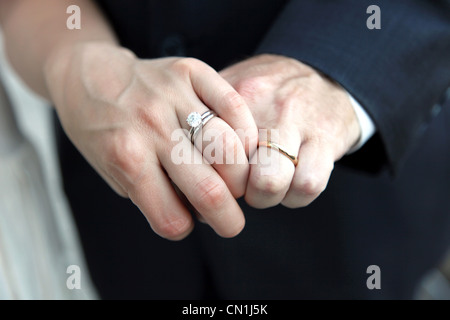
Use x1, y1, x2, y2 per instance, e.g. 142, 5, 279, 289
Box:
186, 110, 217, 144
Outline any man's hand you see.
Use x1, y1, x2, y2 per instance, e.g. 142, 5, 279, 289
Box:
45, 42, 258, 240
220, 54, 361, 209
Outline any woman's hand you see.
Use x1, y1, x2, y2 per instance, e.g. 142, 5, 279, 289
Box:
221, 54, 361, 209
44, 42, 258, 240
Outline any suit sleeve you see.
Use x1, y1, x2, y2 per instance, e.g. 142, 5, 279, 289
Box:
255, 0, 450, 174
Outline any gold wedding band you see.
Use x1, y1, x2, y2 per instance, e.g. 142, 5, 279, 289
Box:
258, 141, 299, 167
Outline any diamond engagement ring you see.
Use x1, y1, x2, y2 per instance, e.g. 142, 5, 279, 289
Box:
186, 110, 217, 144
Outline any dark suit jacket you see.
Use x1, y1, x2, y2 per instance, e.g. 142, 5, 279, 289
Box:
56, 0, 450, 299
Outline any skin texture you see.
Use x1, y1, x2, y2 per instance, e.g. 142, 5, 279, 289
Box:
0, 1, 360, 240
221, 55, 361, 209
45, 43, 259, 240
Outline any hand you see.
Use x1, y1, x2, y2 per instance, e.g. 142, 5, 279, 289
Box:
220, 54, 361, 209
44, 42, 258, 240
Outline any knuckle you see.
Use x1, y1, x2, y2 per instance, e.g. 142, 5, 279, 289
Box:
293, 174, 328, 197
134, 103, 168, 137
170, 57, 202, 76
234, 76, 266, 101
250, 173, 287, 196
194, 175, 229, 211
104, 130, 145, 183
153, 218, 192, 240
222, 90, 247, 115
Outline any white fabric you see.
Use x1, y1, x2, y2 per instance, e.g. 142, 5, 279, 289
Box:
347, 93, 376, 154
0, 30, 97, 300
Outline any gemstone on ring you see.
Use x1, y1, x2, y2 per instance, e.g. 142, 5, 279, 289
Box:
186, 112, 202, 128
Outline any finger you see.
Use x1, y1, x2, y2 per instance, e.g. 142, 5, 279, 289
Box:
87, 160, 129, 198
281, 141, 334, 208
189, 59, 258, 157
159, 135, 245, 238
244, 127, 301, 209
177, 94, 249, 198
127, 162, 195, 241
172, 181, 207, 223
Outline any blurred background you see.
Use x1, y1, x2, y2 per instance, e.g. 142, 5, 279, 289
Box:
0, 29, 96, 299
0, 27, 448, 299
